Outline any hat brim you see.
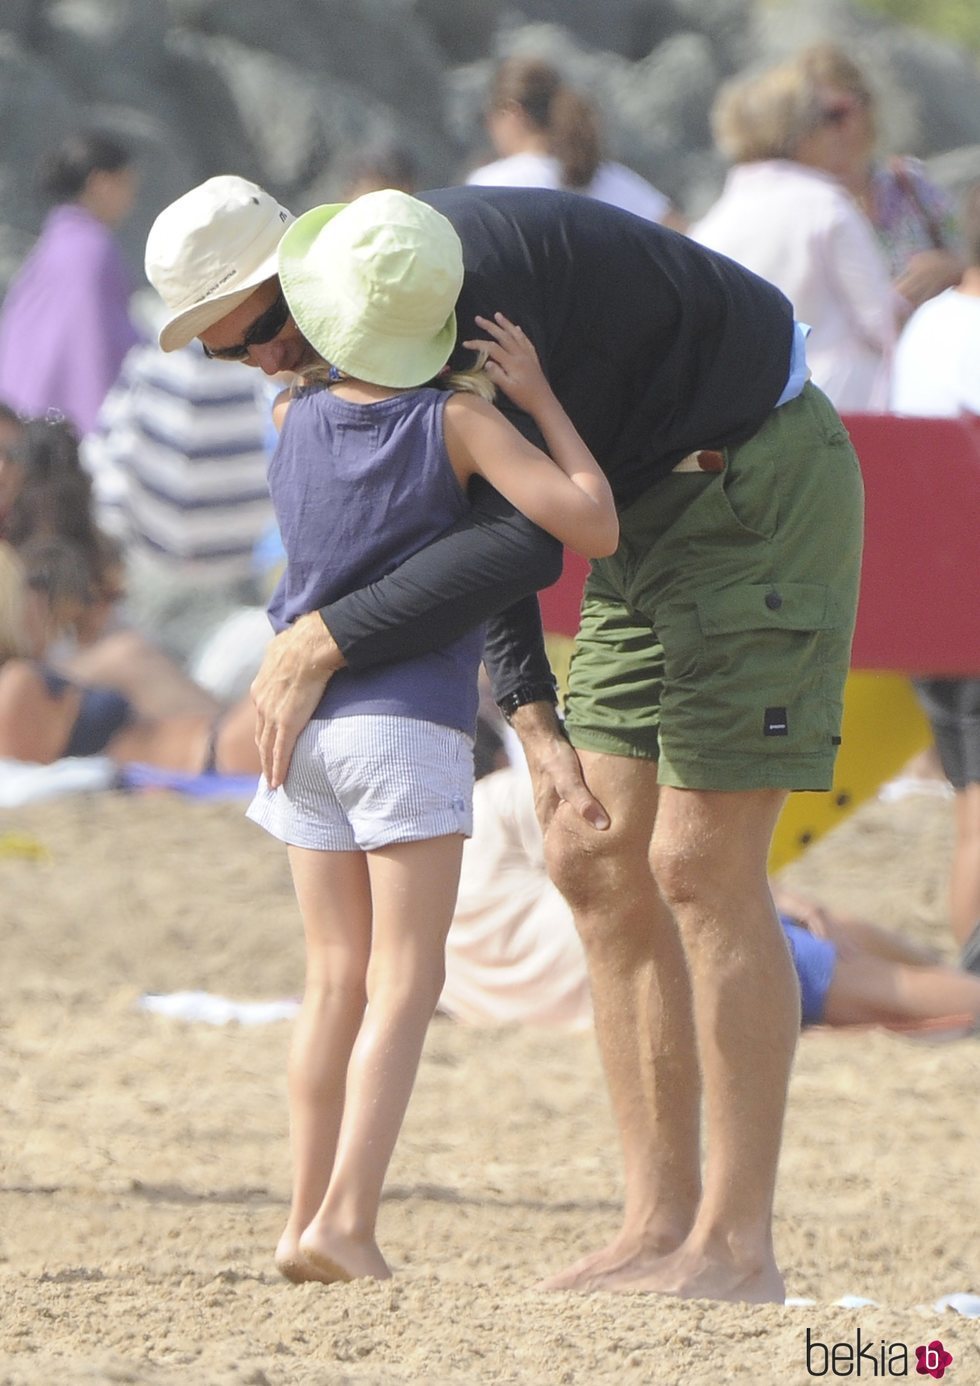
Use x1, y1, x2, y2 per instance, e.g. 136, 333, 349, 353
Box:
278, 203, 458, 388
157, 242, 284, 352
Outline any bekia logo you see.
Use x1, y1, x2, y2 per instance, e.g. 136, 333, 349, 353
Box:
805, 1328, 953, 1378
915, 1342, 954, 1379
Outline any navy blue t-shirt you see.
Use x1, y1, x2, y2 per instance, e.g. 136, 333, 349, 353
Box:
319, 187, 796, 696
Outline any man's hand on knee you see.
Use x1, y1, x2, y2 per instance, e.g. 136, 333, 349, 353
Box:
510, 702, 610, 832
251, 612, 344, 787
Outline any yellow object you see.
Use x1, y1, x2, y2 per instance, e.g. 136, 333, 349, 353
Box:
769, 671, 932, 873
544, 632, 575, 698
0, 832, 50, 862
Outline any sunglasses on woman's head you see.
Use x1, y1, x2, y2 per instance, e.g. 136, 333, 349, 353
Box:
202, 288, 290, 361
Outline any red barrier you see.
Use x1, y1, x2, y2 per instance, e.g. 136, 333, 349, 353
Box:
539, 414, 980, 676
843, 414, 980, 674
538, 549, 588, 639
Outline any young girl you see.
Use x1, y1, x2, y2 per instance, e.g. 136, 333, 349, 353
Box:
246, 189, 618, 1285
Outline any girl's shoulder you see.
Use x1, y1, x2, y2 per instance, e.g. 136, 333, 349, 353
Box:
272, 379, 326, 430
442, 388, 497, 427
271, 387, 291, 431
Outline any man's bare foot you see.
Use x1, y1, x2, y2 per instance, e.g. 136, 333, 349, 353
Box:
607, 1242, 785, 1305
298, 1226, 391, 1282
536, 1229, 684, 1292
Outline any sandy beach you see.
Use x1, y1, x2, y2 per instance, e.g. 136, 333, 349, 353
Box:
2, 785, 978, 1385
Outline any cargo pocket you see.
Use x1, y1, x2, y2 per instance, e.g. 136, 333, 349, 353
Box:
693, 581, 850, 749
696, 582, 842, 641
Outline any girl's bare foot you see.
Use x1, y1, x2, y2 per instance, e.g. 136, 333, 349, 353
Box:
298, 1224, 391, 1281
274, 1232, 340, 1285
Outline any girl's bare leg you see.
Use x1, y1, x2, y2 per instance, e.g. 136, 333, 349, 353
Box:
299, 833, 464, 1281
275, 846, 372, 1281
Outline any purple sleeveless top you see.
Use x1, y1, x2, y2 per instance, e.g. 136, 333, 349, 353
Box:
267, 384, 484, 734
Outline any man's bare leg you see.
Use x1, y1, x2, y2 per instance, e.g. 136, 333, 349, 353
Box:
609, 785, 795, 1303
539, 750, 702, 1289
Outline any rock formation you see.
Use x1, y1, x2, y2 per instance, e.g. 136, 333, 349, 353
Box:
0, 0, 978, 292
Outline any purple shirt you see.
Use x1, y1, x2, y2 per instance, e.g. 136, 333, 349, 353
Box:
0, 204, 138, 433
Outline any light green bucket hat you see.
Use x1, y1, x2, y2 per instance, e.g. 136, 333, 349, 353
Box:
277, 189, 465, 388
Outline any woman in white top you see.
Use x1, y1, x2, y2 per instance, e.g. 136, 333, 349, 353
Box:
692, 59, 896, 412
465, 57, 686, 230
790, 43, 964, 317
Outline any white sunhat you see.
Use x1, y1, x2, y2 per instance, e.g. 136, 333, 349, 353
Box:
277, 189, 464, 389
145, 175, 294, 352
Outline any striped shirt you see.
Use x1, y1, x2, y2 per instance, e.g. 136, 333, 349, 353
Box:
82, 339, 274, 584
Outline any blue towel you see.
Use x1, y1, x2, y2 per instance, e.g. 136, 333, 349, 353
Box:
119, 763, 259, 799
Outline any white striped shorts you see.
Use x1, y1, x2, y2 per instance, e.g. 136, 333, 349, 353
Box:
246, 714, 474, 852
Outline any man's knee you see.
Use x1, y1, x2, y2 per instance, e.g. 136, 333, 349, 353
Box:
544, 809, 648, 915
650, 789, 784, 914
648, 836, 708, 914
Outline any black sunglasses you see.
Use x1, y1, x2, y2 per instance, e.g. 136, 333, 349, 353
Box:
202, 288, 290, 361
818, 98, 864, 127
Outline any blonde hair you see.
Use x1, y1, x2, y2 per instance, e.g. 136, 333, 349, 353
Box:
0, 542, 29, 663
444, 353, 496, 402
300, 352, 497, 403
713, 43, 880, 167
711, 62, 822, 163
795, 43, 876, 117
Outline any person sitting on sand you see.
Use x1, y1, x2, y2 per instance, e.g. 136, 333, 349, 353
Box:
0, 540, 260, 775
4, 414, 128, 648
4, 413, 247, 721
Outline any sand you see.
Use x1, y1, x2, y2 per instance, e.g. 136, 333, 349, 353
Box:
1, 786, 978, 1385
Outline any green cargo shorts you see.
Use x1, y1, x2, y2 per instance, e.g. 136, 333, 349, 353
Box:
563, 383, 864, 791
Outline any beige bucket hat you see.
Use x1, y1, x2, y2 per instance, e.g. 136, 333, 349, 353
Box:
145, 175, 294, 352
